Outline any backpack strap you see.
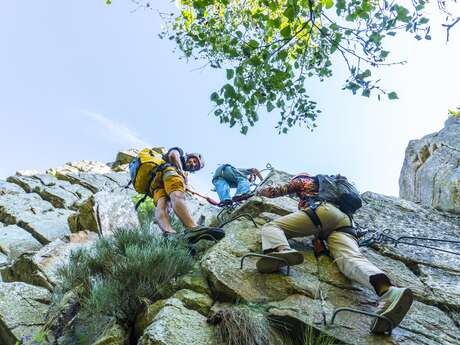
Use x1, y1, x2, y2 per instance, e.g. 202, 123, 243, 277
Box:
133, 163, 174, 210
333, 226, 358, 240
135, 194, 149, 210
303, 204, 322, 229
304, 205, 358, 257
304, 204, 328, 257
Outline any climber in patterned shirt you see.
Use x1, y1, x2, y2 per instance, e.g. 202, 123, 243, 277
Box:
255, 173, 413, 335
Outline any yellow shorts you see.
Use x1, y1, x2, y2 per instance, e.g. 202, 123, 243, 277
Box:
151, 168, 186, 206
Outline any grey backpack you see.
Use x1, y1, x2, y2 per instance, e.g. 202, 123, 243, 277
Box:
315, 174, 362, 215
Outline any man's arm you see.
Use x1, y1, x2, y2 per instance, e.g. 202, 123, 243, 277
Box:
251, 168, 263, 181
256, 178, 304, 198
238, 168, 263, 182
167, 148, 187, 182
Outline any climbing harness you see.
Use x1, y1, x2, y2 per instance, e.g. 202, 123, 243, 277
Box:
358, 228, 460, 256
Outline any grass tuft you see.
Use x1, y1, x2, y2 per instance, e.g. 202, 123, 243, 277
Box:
208, 305, 271, 345
56, 226, 194, 325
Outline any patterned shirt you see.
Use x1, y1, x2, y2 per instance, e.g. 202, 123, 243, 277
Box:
259, 176, 319, 210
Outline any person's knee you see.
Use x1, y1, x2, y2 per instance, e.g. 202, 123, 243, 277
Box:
155, 198, 169, 215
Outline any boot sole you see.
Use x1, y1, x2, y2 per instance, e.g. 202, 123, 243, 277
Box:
256, 256, 287, 273
186, 228, 225, 244
271, 251, 305, 266
256, 251, 304, 274
371, 288, 414, 334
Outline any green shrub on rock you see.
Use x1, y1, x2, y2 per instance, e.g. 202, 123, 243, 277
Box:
132, 194, 155, 228
56, 227, 194, 325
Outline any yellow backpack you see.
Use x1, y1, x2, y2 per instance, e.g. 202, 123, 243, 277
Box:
129, 147, 168, 195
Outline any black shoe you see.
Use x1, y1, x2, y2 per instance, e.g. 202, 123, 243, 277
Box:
184, 226, 225, 244
232, 193, 253, 203
218, 199, 233, 207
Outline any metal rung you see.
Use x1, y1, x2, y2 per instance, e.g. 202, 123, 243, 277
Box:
331, 307, 394, 335
395, 236, 460, 245
217, 207, 234, 223
240, 253, 290, 276
219, 213, 258, 228
193, 234, 218, 243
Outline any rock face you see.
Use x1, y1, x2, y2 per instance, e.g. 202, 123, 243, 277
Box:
197, 170, 460, 345
400, 115, 460, 214
1, 231, 98, 290
0, 151, 459, 345
0, 193, 74, 244
69, 190, 139, 234
138, 298, 217, 345
0, 225, 43, 260
0, 282, 51, 345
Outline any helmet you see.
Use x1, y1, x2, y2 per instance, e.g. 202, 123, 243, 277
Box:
186, 153, 205, 171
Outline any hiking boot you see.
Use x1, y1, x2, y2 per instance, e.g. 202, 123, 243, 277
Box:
232, 193, 253, 202
256, 249, 304, 273
218, 199, 233, 207
184, 226, 225, 244
370, 287, 413, 334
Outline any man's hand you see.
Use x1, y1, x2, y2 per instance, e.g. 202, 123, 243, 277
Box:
178, 170, 189, 185
255, 188, 271, 198
249, 168, 263, 182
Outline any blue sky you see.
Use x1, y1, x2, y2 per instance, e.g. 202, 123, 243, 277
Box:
1, 1, 459, 198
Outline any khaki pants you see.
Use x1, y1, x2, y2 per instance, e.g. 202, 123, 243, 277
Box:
261, 202, 384, 290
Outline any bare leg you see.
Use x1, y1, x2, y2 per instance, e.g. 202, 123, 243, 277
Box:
169, 191, 197, 229
155, 197, 175, 234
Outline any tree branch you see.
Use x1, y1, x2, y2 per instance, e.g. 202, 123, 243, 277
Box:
442, 17, 460, 42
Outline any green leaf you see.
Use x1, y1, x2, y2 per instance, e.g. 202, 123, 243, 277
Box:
336, 0, 346, 10
280, 25, 292, 38
226, 69, 234, 80
359, 69, 371, 78
222, 84, 237, 98
369, 32, 382, 44
267, 101, 275, 112
210, 92, 219, 102
448, 108, 460, 117
283, 6, 295, 21
379, 50, 389, 59
247, 39, 260, 49
324, 0, 334, 9
105, 0, 112, 4
241, 126, 249, 135
419, 17, 429, 25
277, 50, 288, 60
362, 89, 370, 97
388, 92, 399, 100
